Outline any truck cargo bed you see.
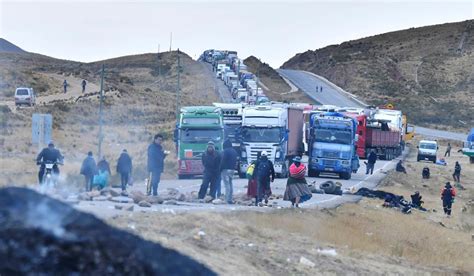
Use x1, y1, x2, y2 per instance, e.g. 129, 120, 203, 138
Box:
366, 128, 400, 147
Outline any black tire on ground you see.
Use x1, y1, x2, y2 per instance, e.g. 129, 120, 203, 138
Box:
320, 181, 336, 194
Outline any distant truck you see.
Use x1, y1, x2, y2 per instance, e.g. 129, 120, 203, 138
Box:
307, 112, 359, 179
462, 128, 474, 163
417, 140, 438, 163
240, 105, 304, 178
175, 106, 224, 179
345, 113, 402, 160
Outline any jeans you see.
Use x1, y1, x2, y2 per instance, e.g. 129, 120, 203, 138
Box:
221, 169, 234, 203
120, 172, 129, 191
198, 172, 218, 199
84, 174, 93, 191
216, 174, 222, 198
366, 163, 375, 175
257, 177, 270, 204
149, 171, 161, 196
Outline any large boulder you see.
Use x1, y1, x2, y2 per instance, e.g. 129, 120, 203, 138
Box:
0, 187, 215, 275
129, 190, 147, 204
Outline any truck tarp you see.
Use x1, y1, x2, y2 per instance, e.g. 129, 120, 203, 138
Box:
287, 108, 304, 156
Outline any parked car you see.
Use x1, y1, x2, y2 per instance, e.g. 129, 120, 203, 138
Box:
417, 140, 438, 163
14, 87, 36, 107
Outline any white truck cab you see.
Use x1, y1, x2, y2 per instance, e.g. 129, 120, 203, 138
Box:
417, 140, 438, 163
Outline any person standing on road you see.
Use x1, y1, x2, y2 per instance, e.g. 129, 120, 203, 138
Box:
320, 86, 323, 92
283, 156, 312, 208
366, 150, 377, 175
220, 140, 238, 204
247, 151, 261, 203
452, 161, 461, 183
256, 151, 275, 205
116, 149, 132, 192
198, 141, 221, 200
81, 79, 87, 93
444, 143, 451, 157
441, 182, 456, 217
147, 134, 167, 196
63, 80, 68, 93
80, 151, 97, 191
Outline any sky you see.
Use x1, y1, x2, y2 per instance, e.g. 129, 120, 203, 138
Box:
0, 0, 472, 67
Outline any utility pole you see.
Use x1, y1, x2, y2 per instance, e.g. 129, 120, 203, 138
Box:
157, 43, 161, 77
98, 64, 105, 159
169, 32, 173, 52
176, 49, 181, 120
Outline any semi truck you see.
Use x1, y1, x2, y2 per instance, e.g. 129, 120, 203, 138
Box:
307, 112, 359, 179
240, 105, 304, 178
213, 103, 245, 174
176, 106, 224, 179
345, 113, 402, 160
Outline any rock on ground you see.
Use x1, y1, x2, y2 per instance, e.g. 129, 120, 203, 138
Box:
0, 187, 215, 275
130, 190, 147, 204
110, 196, 134, 204
138, 201, 152, 208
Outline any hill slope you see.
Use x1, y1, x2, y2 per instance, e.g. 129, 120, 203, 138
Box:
0, 38, 27, 54
282, 20, 474, 130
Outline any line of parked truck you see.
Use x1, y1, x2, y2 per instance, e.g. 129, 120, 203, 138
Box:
174, 100, 415, 180
199, 49, 269, 105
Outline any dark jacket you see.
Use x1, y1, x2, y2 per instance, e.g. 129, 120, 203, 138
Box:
441, 186, 456, 202
36, 147, 63, 164
368, 152, 377, 164
148, 143, 165, 173
256, 156, 275, 181
202, 150, 221, 175
411, 193, 423, 207
117, 152, 132, 174
220, 140, 237, 171
97, 159, 111, 175
80, 156, 97, 176
454, 163, 461, 174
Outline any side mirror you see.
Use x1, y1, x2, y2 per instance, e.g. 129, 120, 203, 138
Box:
416, 146, 419, 148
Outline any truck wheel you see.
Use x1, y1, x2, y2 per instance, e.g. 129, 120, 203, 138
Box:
339, 172, 351, 180
432, 157, 436, 164
178, 174, 188, 180
417, 155, 421, 162
470, 157, 474, 164
308, 169, 319, 177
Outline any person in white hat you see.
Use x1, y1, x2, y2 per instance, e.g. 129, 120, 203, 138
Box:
255, 151, 275, 205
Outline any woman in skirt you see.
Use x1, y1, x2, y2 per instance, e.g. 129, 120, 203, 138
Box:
284, 156, 312, 208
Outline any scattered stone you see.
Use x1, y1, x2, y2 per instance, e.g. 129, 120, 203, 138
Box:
105, 188, 121, 197
316, 248, 338, 257
121, 190, 129, 197
65, 195, 80, 205
138, 201, 152, 208
198, 230, 206, 237
87, 190, 101, 198
125, 205, 134, 212
114, 205, 123, 210
299, 256, 315, 268
110, 196, 134, 204
77, 192, 92, 201
147, 196, 164, 204
204, 196, 214, 203
212, 199, 224, 205
130, 191, 147, 204
163, 200, 178, 205
166, 188, 179, 196
93, 196, 108, 201
175, 193, 186, 202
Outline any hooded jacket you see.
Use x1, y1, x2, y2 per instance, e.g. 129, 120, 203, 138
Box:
220, 140, 237, 171
117, 152, 132, 174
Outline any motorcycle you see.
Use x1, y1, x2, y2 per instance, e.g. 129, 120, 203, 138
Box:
38, 161, 61, 193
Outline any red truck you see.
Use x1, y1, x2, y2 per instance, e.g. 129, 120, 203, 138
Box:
345, 113, 402, 160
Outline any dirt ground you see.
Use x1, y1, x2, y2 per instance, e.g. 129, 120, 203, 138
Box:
104, 137, 473, 275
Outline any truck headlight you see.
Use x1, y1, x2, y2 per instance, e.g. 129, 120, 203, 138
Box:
312, 158, 319, 164
241, 151, 247, 158
275, 150, 281, 159
342, 160, 349, 165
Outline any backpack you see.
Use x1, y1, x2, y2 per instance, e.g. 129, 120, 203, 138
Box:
257, 160, 272, 179
246, 163, 255, 179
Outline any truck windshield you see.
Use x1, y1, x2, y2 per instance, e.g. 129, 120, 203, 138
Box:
224, 124, 240, 141
420, 143, 436, 150
314, 129, 352, 144
242, 127, 282, 143
181, 129, 222, 143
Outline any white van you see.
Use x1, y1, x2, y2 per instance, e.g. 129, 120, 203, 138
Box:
14, 87, 36, 107
417, 140, 438, 163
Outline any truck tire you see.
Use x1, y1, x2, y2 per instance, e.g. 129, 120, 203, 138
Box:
339, 172, 351, 180
470, 157, 474, 164
432, 157, 436, 164
417, 155, 421, 162
320, 181, 336, 194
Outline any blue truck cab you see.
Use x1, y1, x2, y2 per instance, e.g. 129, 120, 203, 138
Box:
307, 112, 359, 180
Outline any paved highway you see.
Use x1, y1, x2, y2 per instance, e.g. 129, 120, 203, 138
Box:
278, 69, 468, 142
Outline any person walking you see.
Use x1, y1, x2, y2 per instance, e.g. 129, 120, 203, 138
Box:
116, 149, 132, 192
256, 151, 275, 205
247, 151, 261, 204
198, 141, 221, 200
441, 182, 456, 217
147, 134, 167, 196
283, 156, 312, 208
94, 156, 111, 189
220, 140, 237, 204
81, 79, 87, 93
452, 161, 461, 183
80, 151, 97, 191
366, 150, 377, 175
63, 80, 68, 93
444, 143, 451, 157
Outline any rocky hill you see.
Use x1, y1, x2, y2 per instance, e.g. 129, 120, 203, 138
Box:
282, 20, 474, 130
0, 38, 27, 54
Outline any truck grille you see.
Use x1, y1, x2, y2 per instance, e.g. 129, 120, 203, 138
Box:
323, 159, 336, 167
250, 147, 273, 162
322, 151, 339, 159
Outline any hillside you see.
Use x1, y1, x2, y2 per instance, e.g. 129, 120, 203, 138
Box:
282, 20, 474, 130
0, 47, 219, 186
243, 56, 311, 103
0, 38, 27, 54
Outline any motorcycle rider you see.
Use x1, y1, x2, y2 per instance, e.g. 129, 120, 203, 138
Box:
36, 141, 63, 185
